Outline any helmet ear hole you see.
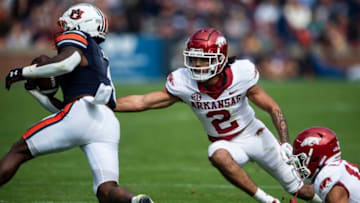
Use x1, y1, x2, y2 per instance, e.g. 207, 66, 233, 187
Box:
97, 25, 101, 31
311, 157, 319, 162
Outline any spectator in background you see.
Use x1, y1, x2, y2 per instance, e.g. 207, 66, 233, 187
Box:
2, 0, 360, 80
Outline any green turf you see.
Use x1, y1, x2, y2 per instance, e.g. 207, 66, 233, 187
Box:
0, 80, 359, 202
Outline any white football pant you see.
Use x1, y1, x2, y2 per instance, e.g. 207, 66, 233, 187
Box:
23, 96, 120, 194
208, 119, 303, 193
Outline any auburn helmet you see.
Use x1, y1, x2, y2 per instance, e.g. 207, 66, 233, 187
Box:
183, 28, 228, 81
58, 3, 108, 42
292, 127, 341, 183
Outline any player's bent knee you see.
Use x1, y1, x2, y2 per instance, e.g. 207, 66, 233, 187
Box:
209, 148, 233, 167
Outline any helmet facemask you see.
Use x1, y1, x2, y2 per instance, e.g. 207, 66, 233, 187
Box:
291, 152, 313, 184
183, 49, 226, 81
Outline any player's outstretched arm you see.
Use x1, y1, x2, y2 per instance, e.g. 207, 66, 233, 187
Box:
114, 88, 178, 112
246, 85, 290, 143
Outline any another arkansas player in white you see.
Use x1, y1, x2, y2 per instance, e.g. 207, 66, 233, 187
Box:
114, 28, 321, 203
292, 127, 360, 203
1, 3, 153, 203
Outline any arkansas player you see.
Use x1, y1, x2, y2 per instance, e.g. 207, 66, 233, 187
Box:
114, 28, 321, 203
292, 127, 360, 203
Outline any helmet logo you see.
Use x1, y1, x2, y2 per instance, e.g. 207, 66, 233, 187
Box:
301, 137, 321, 147
70, 9, 84, 20
215, 36, 226, 47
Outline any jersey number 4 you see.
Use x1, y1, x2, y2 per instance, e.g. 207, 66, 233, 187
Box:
206, 110, 239, 134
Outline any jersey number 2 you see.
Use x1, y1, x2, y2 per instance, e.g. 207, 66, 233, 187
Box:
206, 110, 239, 134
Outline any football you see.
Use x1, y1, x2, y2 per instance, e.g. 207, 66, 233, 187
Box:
26, 55, 59, 96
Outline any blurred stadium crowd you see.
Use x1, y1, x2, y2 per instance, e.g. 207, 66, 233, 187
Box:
1, 0, 360, 80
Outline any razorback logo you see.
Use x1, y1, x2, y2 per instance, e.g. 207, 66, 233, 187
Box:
216, 36, 226, 47
300, 137, 321, 147
319, 177, 332, 192
167, 73, 174, 86
70, 9, 84, 20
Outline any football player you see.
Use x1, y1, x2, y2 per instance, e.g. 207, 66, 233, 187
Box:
291, 127, 360, 203
113, 28, 321, 203
1, 3, 153, 203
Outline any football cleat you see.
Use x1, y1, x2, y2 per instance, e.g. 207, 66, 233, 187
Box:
131, 194, 154, 203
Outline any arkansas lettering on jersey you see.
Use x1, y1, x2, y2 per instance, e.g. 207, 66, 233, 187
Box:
166, 59, 259, 140
314, 160, 360, 202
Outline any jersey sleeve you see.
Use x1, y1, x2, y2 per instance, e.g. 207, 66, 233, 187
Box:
314, 165, 342, 201
165, 68, 188, 98
55, 30, 88, 51
232, 59, 259, 92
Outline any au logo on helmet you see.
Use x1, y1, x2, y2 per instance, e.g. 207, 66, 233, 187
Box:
70, 9, 84, 20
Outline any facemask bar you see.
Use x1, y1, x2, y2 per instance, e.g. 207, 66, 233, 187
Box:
57, 18, 69, 32
183, 50, 225, 81
292, 153, 311, 180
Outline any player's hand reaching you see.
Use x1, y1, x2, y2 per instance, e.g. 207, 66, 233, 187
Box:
280, 142, 294, 164
5, 67, 25, 90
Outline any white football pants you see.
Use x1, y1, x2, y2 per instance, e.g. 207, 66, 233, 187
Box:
23, 96, 120, 194
208, 119, 303, 193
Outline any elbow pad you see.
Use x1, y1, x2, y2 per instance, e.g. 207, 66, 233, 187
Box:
23, 51, 81, 78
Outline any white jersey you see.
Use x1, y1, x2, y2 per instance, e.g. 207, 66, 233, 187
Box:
166, 59, 259, 139
314, 160, 360, 202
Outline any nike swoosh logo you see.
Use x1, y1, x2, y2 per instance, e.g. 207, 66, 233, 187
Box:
229, 90, 238, 95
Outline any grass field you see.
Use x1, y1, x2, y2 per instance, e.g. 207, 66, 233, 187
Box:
0, 80, 359, 203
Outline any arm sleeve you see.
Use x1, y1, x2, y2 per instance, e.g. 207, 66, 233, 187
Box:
242, 60, 259, 90
232, 59, 259, 92
28, 90, 60, 113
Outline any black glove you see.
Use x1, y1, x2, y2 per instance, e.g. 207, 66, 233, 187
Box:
5, 67, 24, 90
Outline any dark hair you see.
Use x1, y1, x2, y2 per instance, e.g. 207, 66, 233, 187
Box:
225, 56, 236, 67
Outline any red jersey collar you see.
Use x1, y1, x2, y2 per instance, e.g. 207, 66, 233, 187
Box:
197, 67, 233, 99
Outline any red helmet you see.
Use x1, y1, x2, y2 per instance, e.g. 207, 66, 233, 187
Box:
183, 28, 228, 81
292, 127, 341, 182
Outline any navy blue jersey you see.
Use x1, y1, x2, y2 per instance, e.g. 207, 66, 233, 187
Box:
55, 30, 116, 108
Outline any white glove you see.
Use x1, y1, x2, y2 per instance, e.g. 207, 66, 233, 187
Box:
254, 188, 280, 203
280, 142, 294, 164
85, 83, 112, 105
